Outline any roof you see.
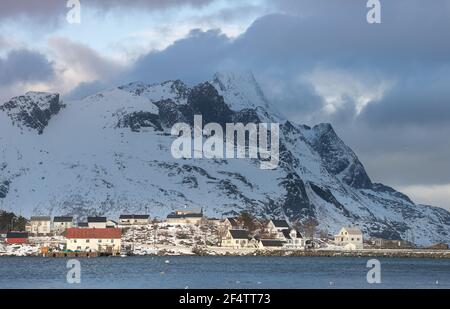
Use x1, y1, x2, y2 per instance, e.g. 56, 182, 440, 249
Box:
270, 219, 290, 228
167, 213, 203, 219
65, 228, 121, 239
6, 232, 29, 238
54, 216, 73, 222
30, 216, 51, 221
282, 229, 292, 240
119, 214, 149, 220
342, 227, 363, 235
261, 239, 286, 247
229, 229, 250, 239
282, 229, 303, 239
226, 217, 239, 227
87, 217, 107, 223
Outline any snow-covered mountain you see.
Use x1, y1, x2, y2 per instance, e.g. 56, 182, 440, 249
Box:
0, 72, 449, 245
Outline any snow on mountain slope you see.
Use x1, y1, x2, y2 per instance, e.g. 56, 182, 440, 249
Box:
0, 73, 449, 246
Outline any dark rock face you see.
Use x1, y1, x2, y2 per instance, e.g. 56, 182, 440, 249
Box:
309, 123, 372, 189
188, 82, 233, 126
232, 109, 261, 124
280, 172, 314, 220
0, 92, 63, 134
0, 180, 9, 198
309, 182, 353, 218
372, 183, 414, 204
154, 99, 192, 128
118, 111, 163, 132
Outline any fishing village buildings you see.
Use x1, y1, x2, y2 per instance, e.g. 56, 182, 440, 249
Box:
0, 208, 374, 256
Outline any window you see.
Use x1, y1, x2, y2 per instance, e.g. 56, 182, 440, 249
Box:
351, 238, 354, 241
86, 239, 90, 243
111, 239, 114, 243
74, 239, 77, 243
98, 239, 102, 243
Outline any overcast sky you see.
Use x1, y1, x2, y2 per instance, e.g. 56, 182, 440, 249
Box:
1, 0, 449, 210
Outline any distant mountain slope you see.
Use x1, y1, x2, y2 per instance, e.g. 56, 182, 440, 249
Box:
0, 72, 448, 245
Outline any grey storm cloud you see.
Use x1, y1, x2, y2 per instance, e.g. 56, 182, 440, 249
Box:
0, 0, 216, 24
0, 49, 55, 86
119, 0, 450, 124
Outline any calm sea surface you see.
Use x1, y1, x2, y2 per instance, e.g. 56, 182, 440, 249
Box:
0, 256, 449, 288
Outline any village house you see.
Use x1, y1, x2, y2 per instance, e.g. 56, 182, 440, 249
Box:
267, 219, 290, 238
5, 232, 29, 244
221, 229, 253, 249
281, 229, 304, 249
166, 209, 203, 225
222, 217, 242, 230
258, 239, 286, 249
119, 214, 150, 226
87, 217, 107, 229
65, 228, 121, 255
334, 227, 364, 250
77, 222, 89, 228
53, 216, 74, 234
106, 220, 119, 228
26, 216, 52, 236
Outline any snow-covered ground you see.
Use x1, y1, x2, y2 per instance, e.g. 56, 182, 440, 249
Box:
0, 72, 449, 246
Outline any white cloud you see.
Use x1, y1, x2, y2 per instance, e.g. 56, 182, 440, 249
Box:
399, 184, 450, 211
302, 67, 394, 116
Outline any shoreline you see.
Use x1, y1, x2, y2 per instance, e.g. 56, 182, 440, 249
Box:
2, 248, 449, 259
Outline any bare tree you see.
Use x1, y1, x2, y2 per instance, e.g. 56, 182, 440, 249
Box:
301, 217, 319, 240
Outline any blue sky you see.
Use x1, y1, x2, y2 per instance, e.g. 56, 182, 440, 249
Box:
1, 0, 450, 210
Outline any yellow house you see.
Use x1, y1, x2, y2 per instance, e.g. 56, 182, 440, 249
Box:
221, 229, 251, 248
334, 227, 363, 250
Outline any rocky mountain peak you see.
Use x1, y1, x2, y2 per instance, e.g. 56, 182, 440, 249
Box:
0, 92, 62, 134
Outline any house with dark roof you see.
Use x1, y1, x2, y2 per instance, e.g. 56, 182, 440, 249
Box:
87, 217, 107, 229
258, 239, 286, 249
53, 216, 74, 234
223, 217, 242, 230
5, 232, 29, 244
119, 214, 150, 226
26, 216, 52, 236
65, 228, 121, 254
267, 219, 291, 239
166, 209, 203, 225
221, 229, 253, 248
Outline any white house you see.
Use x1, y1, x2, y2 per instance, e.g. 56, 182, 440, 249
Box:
27, 216, 52, 236
53, 216, 74, 234
65, 228, 121, 254
221, 229, 252, 248
87, 217, 107, 229
334, 227, 364, 250
222, 217, 241, 230
281, 229, 304, 249
166, 209, 203, 225
119, 215, 149, 226
106, 220, 119, 228
267, 219, 290, 238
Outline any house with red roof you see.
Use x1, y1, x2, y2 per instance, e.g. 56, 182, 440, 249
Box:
65, 228, 121, 255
